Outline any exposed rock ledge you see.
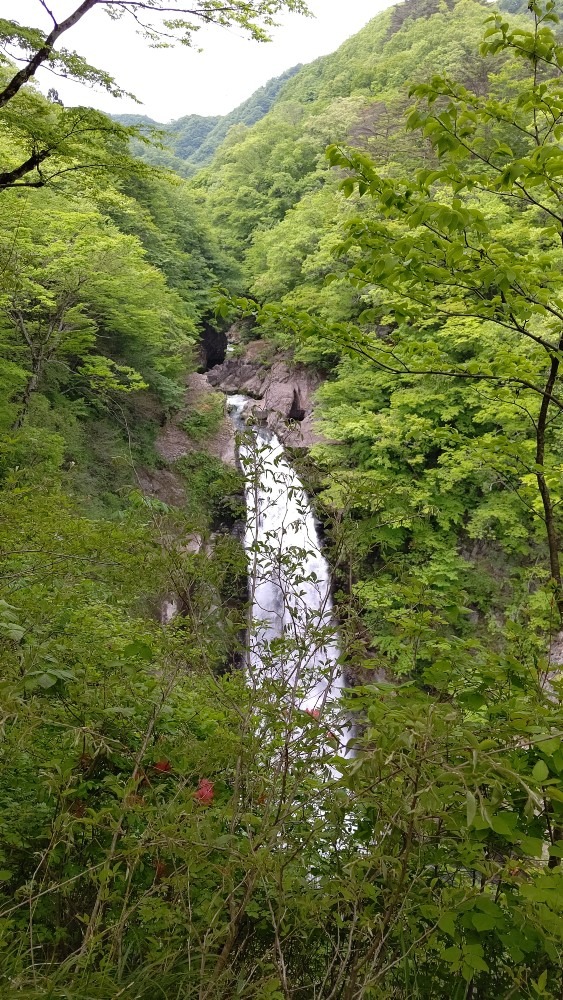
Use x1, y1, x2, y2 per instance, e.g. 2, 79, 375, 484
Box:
207, 340, 324, 448
137, 372, 237, 509
156, 371, 236, 467
137, 342, 323, 510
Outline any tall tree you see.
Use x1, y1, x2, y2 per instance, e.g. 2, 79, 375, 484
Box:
0, 87, 138, 190
0, 193, 193, 426
0, 0, 310, 107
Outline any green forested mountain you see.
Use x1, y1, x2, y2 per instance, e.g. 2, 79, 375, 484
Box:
114, 65, 302, 175
2, 0, 563, 996
196, 0, 499, 249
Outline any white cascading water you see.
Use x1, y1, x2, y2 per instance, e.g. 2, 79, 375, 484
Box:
227, 394, 352, 756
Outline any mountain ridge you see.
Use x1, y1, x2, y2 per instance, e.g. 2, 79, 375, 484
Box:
114, 63, 302, 174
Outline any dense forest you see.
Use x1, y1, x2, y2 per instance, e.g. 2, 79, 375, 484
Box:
1, 0, 563, 997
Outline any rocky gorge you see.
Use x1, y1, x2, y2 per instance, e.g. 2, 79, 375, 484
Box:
206, 337, 324, 449
138, 330, 328, 511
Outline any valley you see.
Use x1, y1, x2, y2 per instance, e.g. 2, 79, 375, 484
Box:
1, 0, 563, 995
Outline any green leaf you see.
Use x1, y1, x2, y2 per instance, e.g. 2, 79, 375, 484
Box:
438, 911, 457, 937
533, 970, 548, 995
519, 836, 544, 858
533, 760, 549, 782
122, 641, 153, 661
0, 622, 25, 641
37, 672, 59, 689
466, 790, 477, 827
539, 738, 560, 756
490, 812, 518, 837
472, 913, 497, 932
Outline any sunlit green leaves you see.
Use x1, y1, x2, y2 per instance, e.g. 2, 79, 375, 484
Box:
0, 189, 195, 424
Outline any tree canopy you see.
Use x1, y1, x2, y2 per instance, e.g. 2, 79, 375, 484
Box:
0, 0, 309, 190
0, 0, 310, 105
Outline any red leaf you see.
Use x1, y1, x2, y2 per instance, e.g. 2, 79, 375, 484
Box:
153, 860, 168, 880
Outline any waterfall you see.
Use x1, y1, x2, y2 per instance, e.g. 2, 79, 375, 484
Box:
227, 394, 352, 755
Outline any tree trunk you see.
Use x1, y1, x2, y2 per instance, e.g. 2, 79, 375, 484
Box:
0, 148, 52, 190
0, 0, 98, 110
12, 366, 41, 430
535, 356, 563, 623
537, 356, 563, 867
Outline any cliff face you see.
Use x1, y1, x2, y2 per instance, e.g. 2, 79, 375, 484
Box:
206, 340, 324, 448
137, 333, 326, 511
157, 372, 236, 467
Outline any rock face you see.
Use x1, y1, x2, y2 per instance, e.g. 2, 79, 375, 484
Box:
207, 340, 324, 448
136, 466, 187, 507
138, 338, 323, 511
156, 371, 237, 468
138, 372, 237, 509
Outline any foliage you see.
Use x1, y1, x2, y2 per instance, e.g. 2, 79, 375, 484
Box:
180, 391, 225, 442
2, 404, 563, 999
319, 0, 563, 621
97, 174, 239, 312
0, 73, 142, 191
175, 450, 246, 528
0, 190, 195, 428
2, 474, 563, 998
226, 0, 563, 668
0, 0, 310, 97
0, 0, 309, 192
196, 0, 506, 257
199, 6, 563, 989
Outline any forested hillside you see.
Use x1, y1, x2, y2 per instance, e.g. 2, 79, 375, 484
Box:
198, 0, 563, 678
114, 65, 302, 175
196, 0, 499, 250
2, 0, 563, 997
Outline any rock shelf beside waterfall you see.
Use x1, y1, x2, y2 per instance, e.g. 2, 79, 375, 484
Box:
207, 340, 324, 448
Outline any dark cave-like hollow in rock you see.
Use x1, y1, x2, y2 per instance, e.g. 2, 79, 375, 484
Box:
288, 389, 306, 422
201, 323, 228, 370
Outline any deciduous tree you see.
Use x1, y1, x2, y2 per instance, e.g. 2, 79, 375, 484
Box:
0, 0, 310, 189
0, 193, 193, 426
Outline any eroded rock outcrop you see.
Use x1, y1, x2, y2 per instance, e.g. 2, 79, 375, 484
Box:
156, 372, 236, 467
138, 337, 323, 513
138, 371, 237, 509
207, 340, 324, 448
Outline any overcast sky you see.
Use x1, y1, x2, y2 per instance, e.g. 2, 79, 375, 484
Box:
4, 0, 394, 122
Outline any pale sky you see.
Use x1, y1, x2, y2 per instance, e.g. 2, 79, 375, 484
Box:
3, 0, 394, 122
